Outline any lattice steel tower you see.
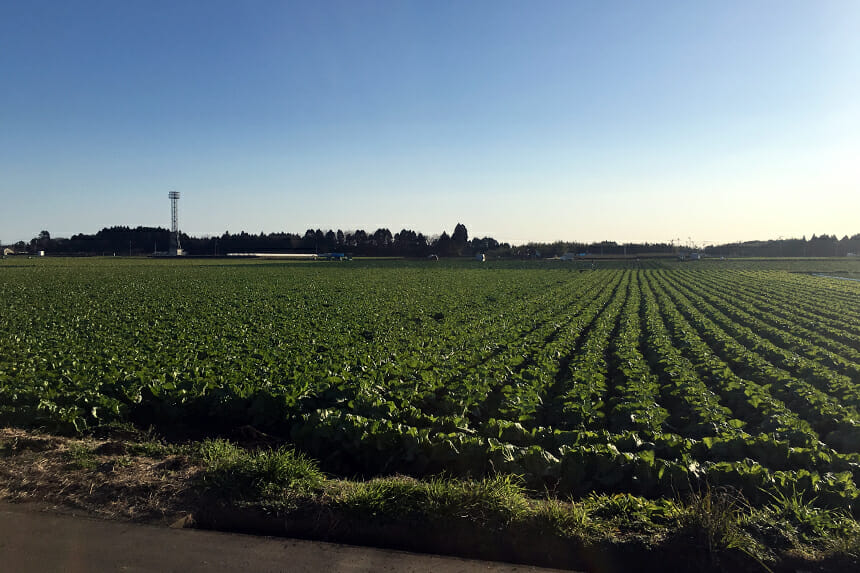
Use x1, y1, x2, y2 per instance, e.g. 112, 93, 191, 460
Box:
168, 191, 183, 256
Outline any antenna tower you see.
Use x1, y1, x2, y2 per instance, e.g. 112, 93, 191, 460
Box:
168, 191, 183, 256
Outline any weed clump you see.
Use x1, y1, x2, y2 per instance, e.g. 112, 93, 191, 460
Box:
65, 442, 98, 470
199, 439, 324, 500
331, 474, 529, 528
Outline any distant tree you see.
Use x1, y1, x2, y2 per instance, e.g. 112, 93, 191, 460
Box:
452, 223, 468, 254
30, 230, 53, 252
324, 230, 336, 250
372, 228, 393, 248
392, 229, 430, 256
351, 230, 367, 250
470, 236, 499, 253
434, 231, 455, 256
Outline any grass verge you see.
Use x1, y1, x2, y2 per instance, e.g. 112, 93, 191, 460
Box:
2, 428, 858, 572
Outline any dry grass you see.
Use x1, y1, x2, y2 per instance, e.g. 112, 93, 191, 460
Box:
0, 427, 200, 525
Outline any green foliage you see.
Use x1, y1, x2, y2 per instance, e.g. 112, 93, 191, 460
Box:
65, 442, 97, 470
532, 497, 592, 536
200, 439, 324, 499
423, 474, 530, 524
2, 258, 860, 511
333, 474, 529, 527
678, 487, 752, 552
585, 492, 682, 526
761, 487, 860, 543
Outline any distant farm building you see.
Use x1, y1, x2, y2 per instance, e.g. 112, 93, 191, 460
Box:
226, 253, 318, 259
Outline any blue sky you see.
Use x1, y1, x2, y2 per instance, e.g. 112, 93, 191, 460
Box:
1, 0, 858, 245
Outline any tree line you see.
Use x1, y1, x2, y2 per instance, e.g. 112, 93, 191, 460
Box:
5, 223, 506, 258
702, 235, 860, 258
513, 234, 860, 259
5, 227, 859, 259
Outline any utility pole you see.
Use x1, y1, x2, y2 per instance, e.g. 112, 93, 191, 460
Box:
169, 191, 183, 256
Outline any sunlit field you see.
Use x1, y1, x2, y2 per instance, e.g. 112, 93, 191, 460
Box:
2, 256, 859, 510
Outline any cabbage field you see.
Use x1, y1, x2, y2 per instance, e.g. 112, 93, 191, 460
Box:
1, 257, 859, 511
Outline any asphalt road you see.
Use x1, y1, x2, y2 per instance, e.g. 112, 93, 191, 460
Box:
0, 503, 569, 573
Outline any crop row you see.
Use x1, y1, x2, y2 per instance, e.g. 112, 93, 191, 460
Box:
1, 260, 858, 510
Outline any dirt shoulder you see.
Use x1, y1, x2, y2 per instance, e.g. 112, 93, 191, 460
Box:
0, 427, 199, 526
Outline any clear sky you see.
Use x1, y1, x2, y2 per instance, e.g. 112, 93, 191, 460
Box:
1, 0, 858, 246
